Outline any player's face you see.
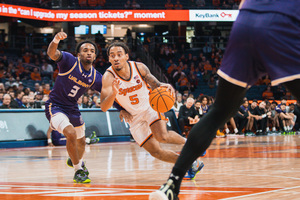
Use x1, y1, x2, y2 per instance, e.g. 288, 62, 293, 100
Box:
78, 43, 96, 65
109, 46, 129, 71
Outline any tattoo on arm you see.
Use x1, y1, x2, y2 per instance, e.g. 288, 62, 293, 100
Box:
141, 64, 161, 89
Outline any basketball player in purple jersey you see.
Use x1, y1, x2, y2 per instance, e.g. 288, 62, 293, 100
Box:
150, 0, 300, 199
45, 32, 121, 183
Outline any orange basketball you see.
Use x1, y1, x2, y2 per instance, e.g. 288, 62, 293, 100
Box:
149, 87, 175, 113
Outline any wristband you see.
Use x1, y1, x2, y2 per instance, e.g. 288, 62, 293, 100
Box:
52, 38, 60, 44
261, 114, 267, 118
48, 138, 52, 144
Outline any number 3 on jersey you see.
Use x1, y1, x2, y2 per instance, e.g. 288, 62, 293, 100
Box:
68, 85, 80, 97
129, 94, 139, 105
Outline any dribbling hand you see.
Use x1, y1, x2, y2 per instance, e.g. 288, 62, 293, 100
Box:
160, 83, 175, 99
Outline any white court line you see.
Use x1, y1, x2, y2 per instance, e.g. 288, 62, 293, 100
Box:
221, 185, 300, 200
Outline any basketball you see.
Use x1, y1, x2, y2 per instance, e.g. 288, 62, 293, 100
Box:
149, 87, 175, 113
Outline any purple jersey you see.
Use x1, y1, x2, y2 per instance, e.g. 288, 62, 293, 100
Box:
48, 51, 101, 108
241, 0, 300, 21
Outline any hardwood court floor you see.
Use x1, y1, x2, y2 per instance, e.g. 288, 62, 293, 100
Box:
1, 135, 300, 200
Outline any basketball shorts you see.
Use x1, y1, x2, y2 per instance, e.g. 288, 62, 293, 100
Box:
218, 10, 300, 88
129, 106, 166, 147
45, 101, 84, 133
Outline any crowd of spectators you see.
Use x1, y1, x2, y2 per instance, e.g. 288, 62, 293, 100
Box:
172, 90, 300, 137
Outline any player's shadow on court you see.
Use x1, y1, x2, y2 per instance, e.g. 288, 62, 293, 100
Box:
26, 125, 46, 139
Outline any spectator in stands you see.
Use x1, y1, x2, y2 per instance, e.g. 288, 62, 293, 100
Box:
195, 0, 205, 8
0, 92, 3, 106
273, 85, 286, 99
203, 43, 212, 54
178, 97, 199, 136
131, 0, 140, 9
204, 60, 212, 71
262, 75, 271, 85
31, 67, 42, 81
187, 70, 198, 92
202, 70, 210, 83
21, 95, 31, 108
82, 95, 90, 108
172, 93, 183, 118
199, 95, 209, 117
234, 99, 249, 134
194, 100, 203, 118
33, 92, 43, 108
208, 76, 216, 89
174, 0, 183, 9
34, 83, 40, 92
124, 0, 131, 8
278, 103, 294, 132
177, 74, 189, 93
41, 59, 53, 78
0, 83, 5, 93
78, 96, 83, 109
262, 85, 274, 100
43, 83, 51, 95
188, 0, 197, 8
22, 52, 31, 64
78, 0, 87, 7
88, 0, 101, 8
0, 94, 11, 109
165, 0, 174, 9
15, 90, 24, 108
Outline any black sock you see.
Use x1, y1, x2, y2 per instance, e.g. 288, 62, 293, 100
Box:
168, 78, 247, 193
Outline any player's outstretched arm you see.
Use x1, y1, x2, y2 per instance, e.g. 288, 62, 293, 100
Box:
47, 31, 67, 61
137, 62, 175, 97
100, 71, 119, 112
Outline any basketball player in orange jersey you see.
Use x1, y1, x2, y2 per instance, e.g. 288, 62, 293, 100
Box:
100, 41, 205, 179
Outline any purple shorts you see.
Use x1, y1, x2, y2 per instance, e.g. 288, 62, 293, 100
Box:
45, 101, 84, 128
218, 10, 300, 88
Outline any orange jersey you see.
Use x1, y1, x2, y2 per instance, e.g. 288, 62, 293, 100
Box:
106, 61, 151, 116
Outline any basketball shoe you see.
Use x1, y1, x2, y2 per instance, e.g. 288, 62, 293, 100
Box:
73, 169, 91, 183
149, 179, 178, 200
67, 158, 89, 175
86, 131, 99, 145
183, 160, 204, 180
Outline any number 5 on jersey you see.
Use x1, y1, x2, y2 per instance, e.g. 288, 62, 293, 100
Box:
129, 94, 139, 105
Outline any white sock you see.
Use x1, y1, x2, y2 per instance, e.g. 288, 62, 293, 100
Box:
266, 127, 270, 132
225, 128, 230, 134
234, 128, 238, 134
284, 126, 287, 131
272, 127, 276, 131
74, 160, 83, 171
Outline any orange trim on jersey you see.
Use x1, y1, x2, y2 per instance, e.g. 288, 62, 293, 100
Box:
111, 62, 133, 82
140, 133, 153, 147
89, 68, 96, 86
106, 69, 115, 77
49, 103, 53, 117
74, 123, 85, 128
58, 61, 77, 76
134, 61, 152, 93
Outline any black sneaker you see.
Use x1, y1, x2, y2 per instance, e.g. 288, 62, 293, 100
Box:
149, 179, 179, 200
73, 169, 91, 183
66, 158, 89, 175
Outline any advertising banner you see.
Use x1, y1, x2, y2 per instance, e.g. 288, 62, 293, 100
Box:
0, 3, 238, 22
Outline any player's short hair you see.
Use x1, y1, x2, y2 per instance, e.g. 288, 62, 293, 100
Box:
107, 41, 129, 56
76, 41, 98, 56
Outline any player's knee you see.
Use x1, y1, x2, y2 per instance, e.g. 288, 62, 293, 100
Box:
149, 149, 163, 159
154, 134, 168, 143
63, 129, 77, 140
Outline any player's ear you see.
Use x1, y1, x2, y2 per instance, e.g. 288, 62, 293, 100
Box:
126, 53, 129, 60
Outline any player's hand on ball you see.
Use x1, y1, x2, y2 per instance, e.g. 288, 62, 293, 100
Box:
55, 32, 68, 41
160, 83, 175, 99
119, 110, 133, 123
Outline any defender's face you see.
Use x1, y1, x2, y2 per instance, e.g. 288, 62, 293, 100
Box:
109, 46, 129, 71
78, 43, 96, 64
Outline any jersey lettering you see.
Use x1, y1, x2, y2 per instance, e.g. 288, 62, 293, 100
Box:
68, 85, 80, 97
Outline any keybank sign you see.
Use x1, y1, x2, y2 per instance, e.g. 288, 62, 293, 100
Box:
189, 10, 239, 21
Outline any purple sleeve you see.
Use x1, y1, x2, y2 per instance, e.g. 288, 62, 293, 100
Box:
113, 102, 124, 111
91, 70, 102, 92
56, 51, 77, 74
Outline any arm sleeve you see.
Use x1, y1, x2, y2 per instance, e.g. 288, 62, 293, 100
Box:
56, 51, 77, 74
